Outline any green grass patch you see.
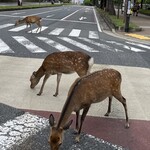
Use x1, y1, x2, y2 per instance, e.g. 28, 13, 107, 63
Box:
0, 4, 63, 11
139, 9, 150, 16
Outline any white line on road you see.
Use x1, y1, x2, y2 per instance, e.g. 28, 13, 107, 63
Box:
93, 7, 102, 32
0, 39, 14, 53
37, 37, 73, 52
69, 29, 81, 37
61, 9, 81, 20
78, 37, 123, 52
126, 42, 150, 50
49, 28, 64, 35
12, 36, 46, 53
0, 113, 48, 150
104, 40, 146, 52
9, 25, 27, 32
0, 24, 14, 29
28, 26, 48, 33
59, 37, 99, 52
89, 31, 99, 39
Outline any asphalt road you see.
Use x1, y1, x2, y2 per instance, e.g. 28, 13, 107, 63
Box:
0, 5, 150, 150
0, 5, 150, 68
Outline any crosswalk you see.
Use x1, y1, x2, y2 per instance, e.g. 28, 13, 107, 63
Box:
0, 23, 150, 54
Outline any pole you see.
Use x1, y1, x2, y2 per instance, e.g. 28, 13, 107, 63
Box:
124, 0, 131, 32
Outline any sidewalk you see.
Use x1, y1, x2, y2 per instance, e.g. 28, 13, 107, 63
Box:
117, 13, 150, 40
0, 55, 150, 150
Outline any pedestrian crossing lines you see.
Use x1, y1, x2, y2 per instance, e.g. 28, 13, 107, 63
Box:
0, 23, 100, 39
0, 35, 149, 54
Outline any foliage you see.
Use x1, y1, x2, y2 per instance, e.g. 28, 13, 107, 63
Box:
0, 3, 62, 11
139, 9, 150, 15
83, 0, 92, 6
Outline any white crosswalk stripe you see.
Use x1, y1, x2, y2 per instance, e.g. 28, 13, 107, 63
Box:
78, 37, 123, 52
12, 36, 46, 53
0, 113, 48, 150
9, 25, 27, 32
28, 26, 48, 33
0, 23, 14, 29
0, 39, 14, 53
69, 29, 81, 37
89, 31, 99, 39
49, 28, 64, 35
37, 37, 72, 51
59, 37, 99, 52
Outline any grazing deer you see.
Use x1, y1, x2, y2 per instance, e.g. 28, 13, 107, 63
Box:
15, 16, 42, 33
30, 51, 94, 96
48, 69, 129, 150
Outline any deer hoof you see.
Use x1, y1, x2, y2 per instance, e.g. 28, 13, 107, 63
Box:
53, 93, 58, 97
75, 136, 80, 143
104, 112, 110, 116
37, 93, 41, 96
125, 123, 130, 129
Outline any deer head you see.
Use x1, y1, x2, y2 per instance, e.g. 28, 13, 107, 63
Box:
30, 71, 40, 89
48, 114, 73, 150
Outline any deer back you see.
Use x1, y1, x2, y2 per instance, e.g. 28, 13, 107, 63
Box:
67, 69, 122, 110
42, 51, 93, 75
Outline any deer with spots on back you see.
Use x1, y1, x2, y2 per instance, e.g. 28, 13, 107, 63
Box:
48, 68, 129, 150
30, 51, 94, 96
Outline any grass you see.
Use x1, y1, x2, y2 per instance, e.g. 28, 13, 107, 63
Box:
0, 3, 63, 11
97, 8, 138, 30
139, 9, 150, 16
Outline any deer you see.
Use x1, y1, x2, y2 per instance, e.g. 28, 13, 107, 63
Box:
15, 15, 42, 33
48, 68, 129, 150
30, 51, 94, 96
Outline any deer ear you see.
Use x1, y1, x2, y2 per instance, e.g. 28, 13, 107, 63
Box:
63, 120, 73, 130
49, 114, 55, 127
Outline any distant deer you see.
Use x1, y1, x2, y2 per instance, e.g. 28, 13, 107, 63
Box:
30, 51, 94, 96
15, 15, 42, 33
48, 69, 129, 150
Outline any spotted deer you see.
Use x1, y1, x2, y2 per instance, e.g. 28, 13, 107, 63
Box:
15, 15, 42, 33
49, 69, 129, 150
30, 51, 94, 96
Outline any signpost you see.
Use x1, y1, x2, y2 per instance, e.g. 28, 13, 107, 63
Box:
124, 0, 131, 32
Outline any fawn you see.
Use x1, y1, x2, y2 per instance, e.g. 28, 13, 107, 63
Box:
48, 68, 129, 150
30, 51, 94, 96
15, 15, 42, 33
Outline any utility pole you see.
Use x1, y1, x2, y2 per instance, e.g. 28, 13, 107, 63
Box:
124, 0, 131, 32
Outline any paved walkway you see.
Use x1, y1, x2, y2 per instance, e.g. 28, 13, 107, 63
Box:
117, 13, 150, 41
0, 55, 150, 150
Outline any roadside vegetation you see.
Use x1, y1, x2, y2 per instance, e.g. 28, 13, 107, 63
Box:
0, 3, 62, 11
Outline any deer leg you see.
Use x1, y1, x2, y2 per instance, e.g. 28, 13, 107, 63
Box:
105, 96, 112, 116
53, 73, 62, 97
36, 21, 41, 33
74, 111, 80, 133
75, 106, 90, 142
114, 94, 129, 128
37, 74, 50, 96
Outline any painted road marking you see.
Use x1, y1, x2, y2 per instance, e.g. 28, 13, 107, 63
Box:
49, 28, 64, 35
0, 23, 14, 29
78, 37, 123, 52
9, 25, 27, 32
37, 37, 72, 51
69, 29, 81, 37
59, 37, 99, 52
12, 36, 46, 53
28, 26, 48, 33
104, 40, 146, 52
89, 31, 99, 39
126, 42, 150, 50
0, 39, 14, 53
0, 113, 48, 150
125, 33, 150, 40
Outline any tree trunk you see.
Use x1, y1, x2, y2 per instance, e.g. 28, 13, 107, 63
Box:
106, 0, 116, 15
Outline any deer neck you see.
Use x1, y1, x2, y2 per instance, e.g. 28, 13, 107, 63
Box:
57, 78, 81, 129
36, 66, 45, 78
57, 95, 76, 129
